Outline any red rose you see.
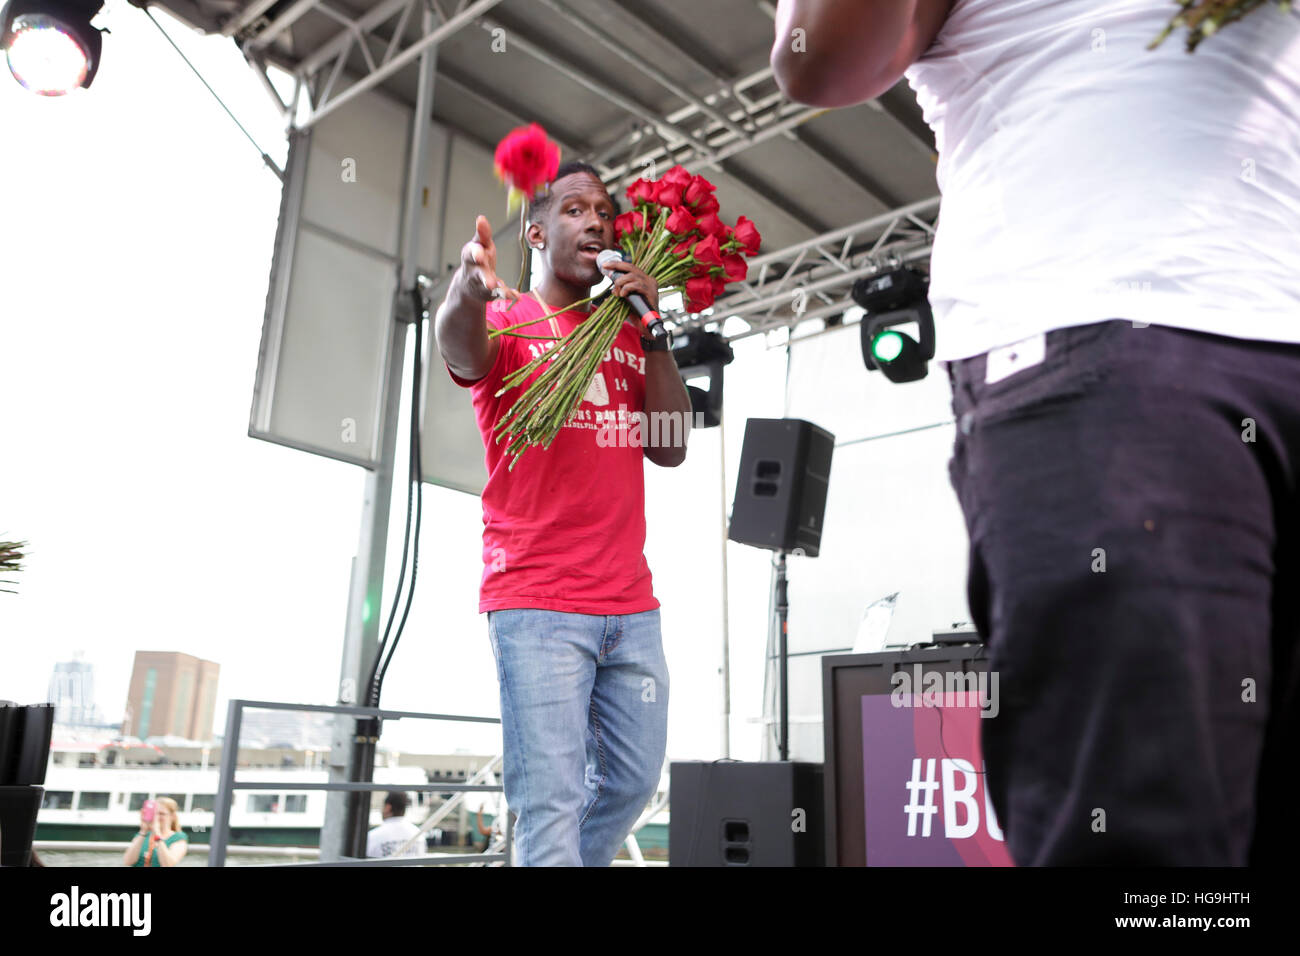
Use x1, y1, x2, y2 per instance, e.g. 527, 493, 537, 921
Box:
721, 253, 748, 283
613, 210, 644, 241
661, 164, 693, 188
685, 276, 716, 313
682, 176, 716, 209
691, 235, 724, 273
672, 237, 695, 259
654, 181, 684, 208
665, 205, 698, 237
733, 215, 762, 255
692, 191, 720, 215
711, 275, 727, 297
696, 211, 728, 240
625, 178, 657, 207
493, 123, 560, 196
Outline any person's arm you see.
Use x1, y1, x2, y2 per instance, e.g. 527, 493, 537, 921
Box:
436, 215, 517, 383
122, 827, 148, 866
641, 349, 691, 467
771, 0, 956, 107
604, 260, 691, 467
154, 834, 187, 867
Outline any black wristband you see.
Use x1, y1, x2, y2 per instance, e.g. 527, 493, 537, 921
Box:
641, 334, 670, 352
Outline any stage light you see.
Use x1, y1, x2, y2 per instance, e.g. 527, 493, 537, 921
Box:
2, 0, 105, 95
870, 329, 905, 364
852, 267, 936, 384
670, 329, 734, 428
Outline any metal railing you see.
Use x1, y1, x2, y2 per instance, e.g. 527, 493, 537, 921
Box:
209, 699, 510, 867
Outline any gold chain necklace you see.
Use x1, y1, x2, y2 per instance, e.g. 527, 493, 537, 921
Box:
531, 289, 592, 341
530, 289, 590, 316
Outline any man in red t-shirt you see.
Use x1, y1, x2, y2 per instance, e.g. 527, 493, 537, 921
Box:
435, 161, 692, 866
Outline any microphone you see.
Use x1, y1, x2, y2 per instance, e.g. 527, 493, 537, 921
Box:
597, 249, 669, 341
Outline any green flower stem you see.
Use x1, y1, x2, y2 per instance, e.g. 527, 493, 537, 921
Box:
496, 299, 631, 467
498, 303, 608, 392
491, 208, 701, 467
526, 324, 610, 426
500, 305, 607, 384
494, 311, 615, 437
488, 295, 599, 338
1149, 0, 1281, 50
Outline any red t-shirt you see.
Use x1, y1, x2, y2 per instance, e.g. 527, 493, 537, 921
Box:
445, 293, 659, 615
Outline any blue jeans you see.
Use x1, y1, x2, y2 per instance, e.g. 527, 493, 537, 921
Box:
487, 608, 669, 866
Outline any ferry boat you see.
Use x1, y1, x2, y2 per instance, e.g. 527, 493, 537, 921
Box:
36, 739, 445, 847
35, 737, 670, 856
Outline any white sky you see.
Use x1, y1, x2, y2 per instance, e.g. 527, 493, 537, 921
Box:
0, 1, 815, 761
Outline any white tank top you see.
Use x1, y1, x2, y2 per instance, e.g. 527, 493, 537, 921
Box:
904, 0, 1300, 361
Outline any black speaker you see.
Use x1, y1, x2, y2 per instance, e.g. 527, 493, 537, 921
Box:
669, 761, 824, 866
0, 702, 53, 867
728, 418, 834, 556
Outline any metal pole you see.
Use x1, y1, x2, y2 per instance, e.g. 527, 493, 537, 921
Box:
718, 410, 731, 759
319, 8, 438, 862
209, 701, 242, 867
776, 550, 789, 762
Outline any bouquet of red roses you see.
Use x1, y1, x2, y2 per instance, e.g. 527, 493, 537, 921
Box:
488, 164, 761, 469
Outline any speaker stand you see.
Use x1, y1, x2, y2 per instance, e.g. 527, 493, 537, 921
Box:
775, 549, 790, 761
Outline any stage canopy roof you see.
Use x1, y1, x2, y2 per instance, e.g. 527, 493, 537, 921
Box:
144, 0, 940, 337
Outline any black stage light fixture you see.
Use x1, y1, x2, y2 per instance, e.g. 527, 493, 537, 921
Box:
670, 329, 734, 428
2, 0, 105, 95
851, 267, 936, 384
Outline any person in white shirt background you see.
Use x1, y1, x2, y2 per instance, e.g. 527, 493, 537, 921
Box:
366, 791, 424, 859
773, 0, 1300, 865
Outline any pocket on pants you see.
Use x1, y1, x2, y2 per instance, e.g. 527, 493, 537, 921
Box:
965, 321, 1123, 428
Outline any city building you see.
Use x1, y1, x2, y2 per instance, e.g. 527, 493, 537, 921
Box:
47, 655, 98, 726
123, 651, 219, 742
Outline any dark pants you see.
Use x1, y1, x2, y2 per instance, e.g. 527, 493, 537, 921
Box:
946, 319, 1300, 865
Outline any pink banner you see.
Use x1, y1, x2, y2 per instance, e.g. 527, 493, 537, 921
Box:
862, 691, 1014, 866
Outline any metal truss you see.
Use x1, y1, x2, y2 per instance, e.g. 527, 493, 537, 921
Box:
227, 0, 506, 131
667, 196, 940, 341
226, 0, 823, 197
218, 0, 928, 251
218, 0, 938, 328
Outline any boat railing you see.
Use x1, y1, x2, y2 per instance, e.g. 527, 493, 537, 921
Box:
209, 699, 509, 867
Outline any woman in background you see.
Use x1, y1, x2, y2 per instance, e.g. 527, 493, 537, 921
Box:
122, 796, 188, 867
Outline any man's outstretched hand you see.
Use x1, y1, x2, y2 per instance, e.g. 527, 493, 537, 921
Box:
458, 215, 520, 304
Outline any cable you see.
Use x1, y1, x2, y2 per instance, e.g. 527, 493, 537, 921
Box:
365, 289, 427, 707
376, 294, 426, 697
134, 3, 284, 181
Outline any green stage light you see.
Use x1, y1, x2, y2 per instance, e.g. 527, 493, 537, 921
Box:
871, 329, 905, 364
852, 267, 936, 384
